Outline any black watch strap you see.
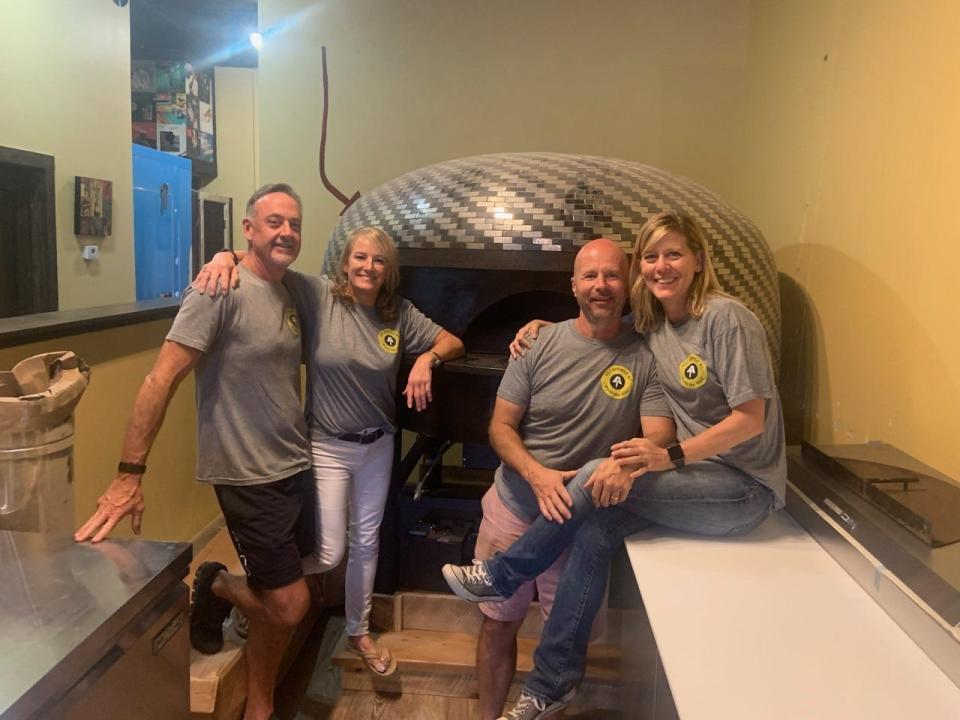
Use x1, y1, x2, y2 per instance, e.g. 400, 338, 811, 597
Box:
667, 444, 685, 469
118, 461, 147, 475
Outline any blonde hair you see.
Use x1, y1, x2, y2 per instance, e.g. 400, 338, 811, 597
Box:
629, 212, 727, 333
331, 226, 400, 322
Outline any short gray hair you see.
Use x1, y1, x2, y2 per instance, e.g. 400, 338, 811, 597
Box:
245, 183, 303, 217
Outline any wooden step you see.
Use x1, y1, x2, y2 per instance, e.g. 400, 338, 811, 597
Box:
333, 627, 621, 679
373, 590, 623, 644
332, 628, 623, 709
335, 590, 641, 711
187, 527, 332, 720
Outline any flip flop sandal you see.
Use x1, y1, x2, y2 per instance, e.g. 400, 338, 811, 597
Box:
349, 644, 398, 677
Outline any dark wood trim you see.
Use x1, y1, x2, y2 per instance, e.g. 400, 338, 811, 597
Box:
0, 146, 54, 171
0, 299, 180, 349
0, 145, 58, 315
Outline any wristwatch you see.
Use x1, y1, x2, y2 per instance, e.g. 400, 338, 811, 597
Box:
667, 444, 685, 469
429, 351, 443, 369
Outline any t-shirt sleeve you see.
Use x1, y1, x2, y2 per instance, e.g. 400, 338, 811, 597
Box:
166, 286, 226, 352
399, 299, 444, 355
496, 344, 535, 409
712, 305, 775, 409
282, 270, 324, 363
638, 364, 673, 418
284, 271, 325, 338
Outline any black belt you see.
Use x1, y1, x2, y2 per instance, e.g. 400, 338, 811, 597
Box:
337, 429, 385, 444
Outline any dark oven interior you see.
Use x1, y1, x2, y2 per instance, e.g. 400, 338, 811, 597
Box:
396, 259, 578, 444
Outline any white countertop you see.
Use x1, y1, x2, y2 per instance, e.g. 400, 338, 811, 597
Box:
625, 509, 960, 719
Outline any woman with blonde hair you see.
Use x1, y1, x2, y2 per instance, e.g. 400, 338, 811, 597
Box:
200, 225, 464, 676
443, 211, 785, 719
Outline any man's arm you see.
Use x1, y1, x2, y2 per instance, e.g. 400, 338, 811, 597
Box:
74, 340, 202, 543
488, 397, 577, 523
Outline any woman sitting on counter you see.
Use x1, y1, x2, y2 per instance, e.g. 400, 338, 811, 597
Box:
443, 211, 786, 720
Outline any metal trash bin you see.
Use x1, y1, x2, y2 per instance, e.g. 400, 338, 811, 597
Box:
0, 352, 90, 533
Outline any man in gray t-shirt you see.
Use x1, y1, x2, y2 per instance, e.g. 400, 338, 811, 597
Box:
474, 238, 676, 720
75, 184, 314, 720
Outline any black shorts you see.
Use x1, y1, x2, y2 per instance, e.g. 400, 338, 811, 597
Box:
214, 469, 315, 590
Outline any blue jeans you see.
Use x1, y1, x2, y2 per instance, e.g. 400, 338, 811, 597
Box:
484, 458, 774, 703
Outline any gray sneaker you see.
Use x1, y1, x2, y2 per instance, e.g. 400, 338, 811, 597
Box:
441, 559, 506, 603
497, 689, 576, 719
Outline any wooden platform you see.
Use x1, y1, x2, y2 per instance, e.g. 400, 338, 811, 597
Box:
187, 527, 334, 720
331, 591, 633, 711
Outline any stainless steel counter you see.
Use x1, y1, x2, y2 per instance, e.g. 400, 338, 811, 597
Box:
0, 532, 192, 720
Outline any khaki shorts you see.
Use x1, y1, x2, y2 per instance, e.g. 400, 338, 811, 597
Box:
473, 486, 569, 623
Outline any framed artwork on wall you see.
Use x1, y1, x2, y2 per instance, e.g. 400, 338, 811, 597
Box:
74, 176, 113, 236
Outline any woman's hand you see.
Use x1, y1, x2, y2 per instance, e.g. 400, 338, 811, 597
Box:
403, 354, 434, 411
583, 457, 634, 507
192, 251, 240, 296
610, 437, 672, 477
509, 319, 553, 359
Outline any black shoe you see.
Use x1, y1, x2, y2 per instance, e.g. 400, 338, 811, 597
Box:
190, 561, 233, 654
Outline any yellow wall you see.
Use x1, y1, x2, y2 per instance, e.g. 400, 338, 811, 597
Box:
205, 66, 260, 245
2, 5, 258, 312
1, 1, 135, 310
0, 321, 218, 542
727, 0, 960, 480
258, 0, 959, 482
258, 0, 758, 272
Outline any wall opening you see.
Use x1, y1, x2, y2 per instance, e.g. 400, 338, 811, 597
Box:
0, 147, 57, 319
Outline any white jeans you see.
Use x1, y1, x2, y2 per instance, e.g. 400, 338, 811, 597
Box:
303, 430, 393, 637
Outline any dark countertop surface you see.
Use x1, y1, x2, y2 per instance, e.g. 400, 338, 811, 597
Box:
0, 299, 180, 349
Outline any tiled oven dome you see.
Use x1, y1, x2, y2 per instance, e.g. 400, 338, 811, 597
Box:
325, 152, 780, 367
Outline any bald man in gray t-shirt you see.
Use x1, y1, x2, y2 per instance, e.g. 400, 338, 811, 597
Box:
473, 238, 676, 720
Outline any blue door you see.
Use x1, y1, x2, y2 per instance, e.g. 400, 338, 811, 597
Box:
132, 145, 192, 301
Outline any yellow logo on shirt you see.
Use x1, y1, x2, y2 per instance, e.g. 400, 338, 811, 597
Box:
285, 308, 300, 338
378, 329, 400, 354
600, 364, 633, 399
679, 354, 707, 389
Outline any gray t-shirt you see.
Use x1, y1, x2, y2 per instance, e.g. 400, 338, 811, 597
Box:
166, 265, 310, 486
645, 295, 787, 507
495, 320, 672, 521
286, 274, 442, 436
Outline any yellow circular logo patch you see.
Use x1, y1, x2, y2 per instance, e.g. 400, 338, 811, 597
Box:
378, 329, 400, 354
600, 364, 633, 399
679, 354, 707, 389
285, 308, 300, 338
